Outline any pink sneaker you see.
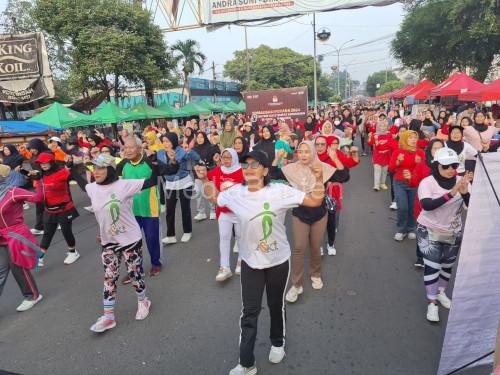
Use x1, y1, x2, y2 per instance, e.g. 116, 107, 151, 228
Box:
90, 316, 116, 333
136, 298, 151, 320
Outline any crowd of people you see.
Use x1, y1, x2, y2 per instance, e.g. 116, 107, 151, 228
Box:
0, 100, 498, 374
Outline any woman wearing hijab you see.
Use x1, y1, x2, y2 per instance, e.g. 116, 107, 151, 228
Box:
445, 126, 477, 175
463, 111, 500, 152
158, 133, 200, 244
193, 132, 218, 221
388, 130, 426, 241
253, 125, 276, 165
369, 118, 393, 191
233, 136, 249, 162
145, 131, 163, 152
269, 141, 349, 303
409, 139, 445, 268
220, 119, 240, 149
0, 164, 43, 312
1, 145, 25, 170
417, 148, 472, 322
199, 148, 244, 281
421, 110, 441, 137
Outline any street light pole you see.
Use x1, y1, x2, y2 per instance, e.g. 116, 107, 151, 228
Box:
245, 26, 251, 90
312, 12, 318, 113
332, 39, 355, 98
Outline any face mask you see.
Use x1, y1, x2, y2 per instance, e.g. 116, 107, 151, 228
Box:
334, 120, 340, 126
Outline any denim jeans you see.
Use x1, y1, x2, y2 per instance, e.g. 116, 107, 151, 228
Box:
393, 179, 417, 234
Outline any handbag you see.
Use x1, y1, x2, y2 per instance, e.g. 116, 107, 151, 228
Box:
325, 194, 338, 213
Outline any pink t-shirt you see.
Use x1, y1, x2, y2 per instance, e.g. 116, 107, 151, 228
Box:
86, 179, 144, 246
417, 175, 465, 234
463, 125, 499, 151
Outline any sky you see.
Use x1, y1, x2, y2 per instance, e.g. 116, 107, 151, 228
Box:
0, 1, 405, 83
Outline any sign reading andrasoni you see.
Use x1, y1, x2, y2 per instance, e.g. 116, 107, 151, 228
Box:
0, 32, 54, 104
244, 86, 308, 125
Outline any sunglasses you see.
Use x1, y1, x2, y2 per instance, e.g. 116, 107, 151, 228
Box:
241, 161, 261, 169
441, 163, 459, 170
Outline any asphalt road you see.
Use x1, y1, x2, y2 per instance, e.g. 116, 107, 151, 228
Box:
0, 156, 491, 375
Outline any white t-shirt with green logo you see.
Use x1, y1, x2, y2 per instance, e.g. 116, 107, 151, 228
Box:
86, 179, 144, 246
217, 183, 305, 269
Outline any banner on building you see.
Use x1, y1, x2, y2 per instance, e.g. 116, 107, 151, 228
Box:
0, 32, 55, 104
438, 153, 500, 375
243, 86, 308, 125
202, 0, 397, 25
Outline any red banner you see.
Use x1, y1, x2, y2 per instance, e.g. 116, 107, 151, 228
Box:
243, 86, 308, 126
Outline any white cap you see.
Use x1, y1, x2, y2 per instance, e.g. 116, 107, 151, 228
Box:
49, 136, 61, 143
433, 147, 459, 165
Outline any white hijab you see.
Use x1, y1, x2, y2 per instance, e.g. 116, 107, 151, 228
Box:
220, 148, 241, 174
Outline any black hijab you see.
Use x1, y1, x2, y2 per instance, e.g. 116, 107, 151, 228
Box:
409, 119, 425, 140
2, 144, 25, 169
98, 167, 118, 185
233, 136, 249, 161
446, 125, 465, 155
473, 112, 488, 132
431, 162, 456, 190
253, 125, 276, 164
425, 139, 444, 167
161, 133, 179, 149
193, 132, 217, 166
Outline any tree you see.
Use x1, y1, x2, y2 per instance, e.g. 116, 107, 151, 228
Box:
326, 70, 360, 99
32, 0, 176, 103
170, 39, 206, 103
366, 70, 399, 97
376, 80, 404, 96
391, 0, 500, 82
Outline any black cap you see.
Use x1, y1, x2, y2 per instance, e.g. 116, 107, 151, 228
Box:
243, 150, 271, 168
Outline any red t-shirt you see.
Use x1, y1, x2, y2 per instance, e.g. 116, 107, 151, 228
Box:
369, 133, 393, 166
208, 166, 244, 218
409, 161, 431, 219
388, 148, 426, 183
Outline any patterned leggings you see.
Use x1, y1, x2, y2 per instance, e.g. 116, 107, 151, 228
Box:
416, 224, 462, 300
102, 240, 145, 303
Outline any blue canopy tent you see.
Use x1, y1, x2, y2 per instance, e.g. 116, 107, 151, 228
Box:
0, 121, 62, 134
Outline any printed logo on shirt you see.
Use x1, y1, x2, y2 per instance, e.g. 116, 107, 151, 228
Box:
250, 202, 278, 253
103, 193, 126, 236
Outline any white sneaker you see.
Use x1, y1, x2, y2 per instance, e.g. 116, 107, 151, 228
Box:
209, 211, 216, 220
16, 294, 43, 312
269, 345, 285, 364
407, 232, 416, 240
84, 205, 94, 213
162, 236, 177, 245
285, 286, 303, 303
194, 213, 207, 221
23, 203, 30, 210
30, 229, 44, 235
69, 180, 77, 185
437, 291, 452, 309
181, 233, 192, 242
215, 267, 233, 282
320, 246, 324, 256
235, 260, 241, 275
394, 233, 406, 241
233, 242, 239, 253
38, 257, 44, 267
135, 298, 151, 320
63, 250, 80, 265
311, 277, 323, 290
57, 225, 61, 230
327, 244, 337, 256
426, 303, 439, 322
229, 364, 257, 375
160, 204, 166, 213
389, 201, 398, 210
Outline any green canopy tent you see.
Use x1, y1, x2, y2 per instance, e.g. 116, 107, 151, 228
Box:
89, 102, 133, 124
237, 101, 246, 112
179, 102, 211, 117
198, 100, 224, 113
157, 102, 181, 118
127, 102, 171, 120
28, 102, 99, 128
222, 101, 241, 113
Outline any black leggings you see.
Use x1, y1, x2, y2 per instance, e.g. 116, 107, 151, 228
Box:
40, 221, 76, 251
165, 186, 193, 236
326, 210, 338, 246
360, 134, 366, 153
389, 172, 395, 202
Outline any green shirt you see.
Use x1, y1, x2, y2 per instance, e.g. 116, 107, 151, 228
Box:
122, 158, 159, 218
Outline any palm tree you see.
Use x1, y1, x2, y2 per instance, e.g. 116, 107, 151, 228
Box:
170, 39, 206, 104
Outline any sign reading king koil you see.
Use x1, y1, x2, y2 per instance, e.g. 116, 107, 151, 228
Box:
244, 86, 308, 125
0, 32, 54, 104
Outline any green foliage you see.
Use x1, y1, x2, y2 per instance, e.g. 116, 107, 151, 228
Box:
391, 0, 500, 82
325, 70, 360, 99
170, 39, 206, 101
366, 70, 399, 97
31, 0, 176, 100
376, 80, 404, 96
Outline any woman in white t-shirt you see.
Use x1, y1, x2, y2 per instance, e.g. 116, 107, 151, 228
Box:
445, 125, 477, 175
416, 148, 472, 323
81, 153, 178, 333
198, 149, 325, 375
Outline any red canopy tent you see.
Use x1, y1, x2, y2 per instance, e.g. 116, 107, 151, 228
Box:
429, 72, 484, 97
393, 84, 416, 99
458, 79, 500, 102
404, 79, 436, 100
